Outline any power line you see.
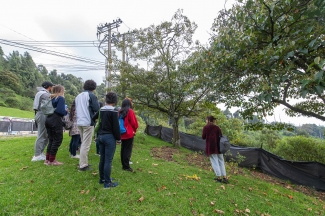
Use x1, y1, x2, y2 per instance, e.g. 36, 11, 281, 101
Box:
0, 39, 105, 66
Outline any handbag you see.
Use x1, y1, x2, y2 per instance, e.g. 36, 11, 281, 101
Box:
219, 135, 230, 154
94, 110, 101, 133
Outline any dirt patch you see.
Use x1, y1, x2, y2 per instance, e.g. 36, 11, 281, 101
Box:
151, 146, 180, 161
151, 146, 325, 201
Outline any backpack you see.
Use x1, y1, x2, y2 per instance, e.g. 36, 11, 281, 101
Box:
219, 135, 230, 154
119, 116, 127, 134
40, 97, 55, 115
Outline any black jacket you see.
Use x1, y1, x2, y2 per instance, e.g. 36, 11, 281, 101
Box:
92, 105, 121, 140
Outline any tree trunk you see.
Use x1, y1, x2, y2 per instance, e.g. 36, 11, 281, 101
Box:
171, 116, 181, 147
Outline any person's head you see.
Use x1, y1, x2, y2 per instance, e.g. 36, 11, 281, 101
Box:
206, 115, 216, 124
83, 79, 97, 91
122, 98, 133, 109
105, 92, 118, 105
42, 81, 54, 91
51, 85, 65, 98
119, 98, 133, 117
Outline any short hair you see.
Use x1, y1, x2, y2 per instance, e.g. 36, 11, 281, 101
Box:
105, 92, 118, 105
206, 115, 216, 123
83, 79, 97, 91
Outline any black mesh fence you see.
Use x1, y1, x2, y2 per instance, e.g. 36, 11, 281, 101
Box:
0, 117, 36, 134
145, 125, 325, 191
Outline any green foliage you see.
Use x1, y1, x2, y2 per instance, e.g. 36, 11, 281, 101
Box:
112, 10, 211, 147
19, 97, 33, 111
4, 98, 20, 109
0, 87, 15, 97
274, 136, 325, 164
208, 0, 325, 121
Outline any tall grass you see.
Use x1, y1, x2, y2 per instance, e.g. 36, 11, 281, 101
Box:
0, 132, 324, 215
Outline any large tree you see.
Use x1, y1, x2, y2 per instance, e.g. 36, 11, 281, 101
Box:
208, 0, 325, 121
112, 10, 212, 147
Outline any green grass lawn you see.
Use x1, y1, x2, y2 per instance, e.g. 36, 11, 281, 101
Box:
0, 131, 324, 216
0, 106, 34, 119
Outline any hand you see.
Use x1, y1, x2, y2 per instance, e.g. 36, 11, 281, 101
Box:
116, 140, 121, 145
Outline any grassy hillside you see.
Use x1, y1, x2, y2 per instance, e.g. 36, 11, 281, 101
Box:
0, 132, 324, 215
0, 106, 34, 119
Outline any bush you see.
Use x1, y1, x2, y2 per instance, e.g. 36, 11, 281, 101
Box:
5, 98, 21, 109
273, 136, 325, 164
19, 97, 33, 111
0, 87, 16, 97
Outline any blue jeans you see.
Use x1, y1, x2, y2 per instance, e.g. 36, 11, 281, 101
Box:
69, 134, 81, 156
98, 134, 116, 184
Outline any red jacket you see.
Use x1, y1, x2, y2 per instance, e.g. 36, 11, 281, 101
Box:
202, 124, 222, 156
120, 109, 138, 140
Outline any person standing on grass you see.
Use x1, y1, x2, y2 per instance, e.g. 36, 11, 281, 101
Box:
66, 100, 81, 159
92, 92, 120, 188
44, 85, 68, 166
31, 81, 54, 162
75, 80, 99, 171
202, 115, 229, 184
119, 98, 138, 173
94, 101, 104, 156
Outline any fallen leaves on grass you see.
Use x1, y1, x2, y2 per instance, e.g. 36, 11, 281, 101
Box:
138, 196, 145, 202
90, 196, 96, 202
210, 201, 215, 206
91, 172, 98, 176
183, 174, 200, 181
220, 185, 225, 190
213, 209, 224, 214
20, 166, 28, 170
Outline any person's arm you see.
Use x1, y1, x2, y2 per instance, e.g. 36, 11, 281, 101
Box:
55, 97, 68, 116
92, 110, 99, 122
112, 112, 121, 140
129, 109, 139, 132
202, 126, 206, 140
89, 92, 100, 113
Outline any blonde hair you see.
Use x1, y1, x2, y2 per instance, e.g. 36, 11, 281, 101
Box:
51, 85, 65, 99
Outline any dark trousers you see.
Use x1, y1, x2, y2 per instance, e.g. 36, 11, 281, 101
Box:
69, 134, 81, 156
98, 134, 116, 184
121, 137, 134, 169
45, 113, 63, 162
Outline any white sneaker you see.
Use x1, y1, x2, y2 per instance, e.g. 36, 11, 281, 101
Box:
70, 155, 80, 159
31, 155, 46, 161
40, 153, 46, 160
129, 161, 133, 165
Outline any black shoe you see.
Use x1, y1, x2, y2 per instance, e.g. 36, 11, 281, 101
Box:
123, 168, 135, 173
222, 178, 229, 184
78, 165, 93, 172
215, 178, 222, 183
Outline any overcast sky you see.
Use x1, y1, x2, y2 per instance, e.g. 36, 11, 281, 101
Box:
0, 0, 324, 126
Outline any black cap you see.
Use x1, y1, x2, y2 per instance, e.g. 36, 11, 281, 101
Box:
42, 81, 54, 89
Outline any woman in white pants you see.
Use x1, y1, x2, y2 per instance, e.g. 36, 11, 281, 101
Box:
202, 116, 229, 184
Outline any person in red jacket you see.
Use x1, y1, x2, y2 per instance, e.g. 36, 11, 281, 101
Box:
119, 98, 138, 172
202, 116, 229, 183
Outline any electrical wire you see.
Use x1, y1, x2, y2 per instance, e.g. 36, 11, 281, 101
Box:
0, 39, 105, 66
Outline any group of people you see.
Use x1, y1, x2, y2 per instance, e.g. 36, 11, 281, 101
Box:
31, 79, 228, 187
31, 80, 138, 188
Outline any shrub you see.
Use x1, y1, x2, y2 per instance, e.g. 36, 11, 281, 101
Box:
273, 136, 325, 164
19, 97, 33, 111
5, 98, 21, 109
